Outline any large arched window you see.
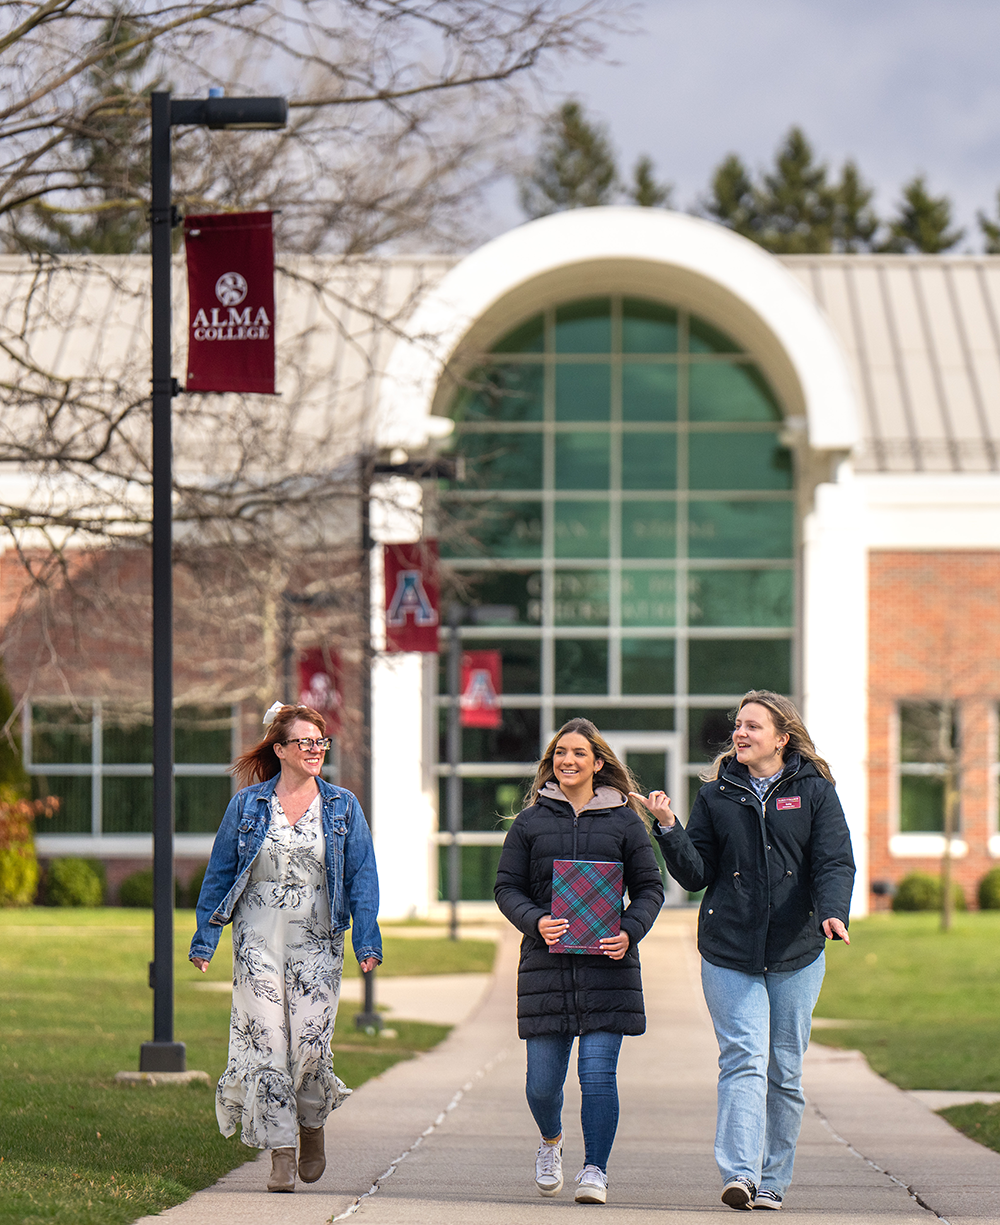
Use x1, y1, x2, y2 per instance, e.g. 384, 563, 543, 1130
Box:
437, 295, 795, 897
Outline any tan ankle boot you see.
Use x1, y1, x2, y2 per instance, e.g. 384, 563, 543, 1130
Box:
298, 1124, 326, 1183
267, 1146, 296, 1192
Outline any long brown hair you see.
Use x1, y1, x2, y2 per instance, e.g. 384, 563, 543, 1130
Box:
232, 704, 326, 788
526, 718, 649, 824
701, 690, 835, 784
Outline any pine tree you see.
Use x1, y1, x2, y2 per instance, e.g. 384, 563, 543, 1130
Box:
754, 126, 836, 254
977, 191, 1000, 254
703, 153, 759, 239
629, 155, 671, 208
882, 176, 963, 253
520, 101, 618, 218
833, 160, 879, 252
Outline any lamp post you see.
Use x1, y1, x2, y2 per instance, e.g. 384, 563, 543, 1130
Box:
142, 90, 287, 1074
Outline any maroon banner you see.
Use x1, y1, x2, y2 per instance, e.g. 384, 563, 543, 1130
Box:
460, 650, 502, 728
184, 211, 276, 394
297, 646, 342, 735
384, 541, 439, 652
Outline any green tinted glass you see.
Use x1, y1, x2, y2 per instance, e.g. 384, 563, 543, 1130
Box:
441, 500, 543, 558
461, 570, 542, 625
555, 639, 609, 694
31, 705, 91, 765
688, 638, 792, 695
625, 750, 669, 794
554, 569, 610, 626
900, 702, 954, 763
688, 431, 791, 490
899, 776, 945, 833
555, 433, 610, 489
441, 708, 541, 765
437, 844, 507, 899
457, 364, 544, 422
622, 570, 676, 626
622, 501, 677, 558
175, 707, 232, 765
103, 713, 153, 765
458, 430, 544, 490
689, 363, 780, 422
688, 501, 793, 559
102, 775, 153, 833
554, 502, 609, 558
555, 299, 612, 352
492, 314, 545, 353
555, 363, 611, 421
622, 639, 676, 694
622, 432, 677, 489
688, 708, 735, 761
689, 317, 742, 353
622, 299, 678, 353
622, 364, 678, 421
688, 569, 794, 627
35, 775, 91, 833
554, 707, 675, 731
175, 775, 232, 833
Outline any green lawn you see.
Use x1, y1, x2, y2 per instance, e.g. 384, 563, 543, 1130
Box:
0, 908, 496, 1225
816, 911, 1000, 1156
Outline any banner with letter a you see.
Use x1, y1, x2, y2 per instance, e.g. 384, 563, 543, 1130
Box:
184, 211, 276, 394
297, 646, 342, 735
384, 540, 439, 653
460, 650, 502, 728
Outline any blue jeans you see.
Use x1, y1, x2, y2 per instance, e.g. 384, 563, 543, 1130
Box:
701, 952, 825, 1197
525, 1031, 624, 1173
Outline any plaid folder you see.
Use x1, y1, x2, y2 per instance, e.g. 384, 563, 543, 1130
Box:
549, 859, 624, 955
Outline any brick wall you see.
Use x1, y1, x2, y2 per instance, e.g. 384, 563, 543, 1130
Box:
869, 551, 1000, 908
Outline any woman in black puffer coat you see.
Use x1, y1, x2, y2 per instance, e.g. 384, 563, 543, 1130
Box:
494, 718, 664, 1206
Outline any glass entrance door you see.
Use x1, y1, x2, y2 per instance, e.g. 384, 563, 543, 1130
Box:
603, 731, 687, 906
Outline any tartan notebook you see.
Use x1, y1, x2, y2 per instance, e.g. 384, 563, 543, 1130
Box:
549, 859, 624, 955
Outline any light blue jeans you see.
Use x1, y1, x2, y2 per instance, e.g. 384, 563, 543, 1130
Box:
701, 952, 825, 1197
525, 1031, 624, 1173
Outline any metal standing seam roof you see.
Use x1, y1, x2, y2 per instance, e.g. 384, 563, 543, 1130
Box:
780, 255, 1000, 473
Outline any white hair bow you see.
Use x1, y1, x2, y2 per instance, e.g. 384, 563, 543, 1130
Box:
262, 701, 284, 726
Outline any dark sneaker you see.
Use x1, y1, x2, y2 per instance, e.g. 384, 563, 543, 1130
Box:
721, 1176, 757, 1210
753, 1189, 783, 1210
534, 1139, 563, 1196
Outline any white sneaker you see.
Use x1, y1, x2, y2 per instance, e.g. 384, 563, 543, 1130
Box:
534, 1138, 563, 1196
574, 1164, 608, 1204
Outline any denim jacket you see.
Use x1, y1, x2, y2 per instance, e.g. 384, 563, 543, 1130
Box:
188, 775, 382, 966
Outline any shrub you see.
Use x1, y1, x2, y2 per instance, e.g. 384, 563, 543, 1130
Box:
0, 844, 39, 906
0, 787, 58, 906
119, 867, 182, 908
892, 871, 967, 912
46, 858, 105, 907
185, 861, 209, 908
978, 867, 1000, 910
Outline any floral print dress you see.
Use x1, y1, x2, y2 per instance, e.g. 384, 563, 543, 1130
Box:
216, 793, 351, 1148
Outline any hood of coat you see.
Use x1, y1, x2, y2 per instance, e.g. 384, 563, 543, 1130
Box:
539, 781, 629, 813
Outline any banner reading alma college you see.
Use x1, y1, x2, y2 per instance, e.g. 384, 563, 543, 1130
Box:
184, 211, 276, 394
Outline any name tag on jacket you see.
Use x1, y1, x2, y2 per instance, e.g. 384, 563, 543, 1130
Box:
776, 796, 801, 810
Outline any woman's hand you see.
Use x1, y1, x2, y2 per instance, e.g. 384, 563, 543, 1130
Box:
358, 957, 380, 974
599, 930, 630, 960
822, 918, 850, 944
537, 914, 569, 946
190, 957, 210, 973
629, 790, 677, 828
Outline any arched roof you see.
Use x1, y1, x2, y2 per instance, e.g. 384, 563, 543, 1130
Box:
378, 207, 860, 452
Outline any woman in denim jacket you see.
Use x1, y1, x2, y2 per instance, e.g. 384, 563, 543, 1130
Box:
190, 703, 381, 1194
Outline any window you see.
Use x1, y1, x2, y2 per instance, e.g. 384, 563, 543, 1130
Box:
897, 702, 959, 834
27, 703, 237, 837
440, 296, 797, 894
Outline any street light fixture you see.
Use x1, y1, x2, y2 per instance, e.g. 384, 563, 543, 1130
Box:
142, 90, 286, 1075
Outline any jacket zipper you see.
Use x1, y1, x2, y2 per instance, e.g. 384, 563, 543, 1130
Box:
570, 805, 580, 1032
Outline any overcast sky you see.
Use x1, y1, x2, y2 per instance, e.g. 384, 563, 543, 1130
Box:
488, 0, 1000, 249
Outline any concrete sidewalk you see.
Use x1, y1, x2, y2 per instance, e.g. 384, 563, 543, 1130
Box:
138, 912, 1000, 1224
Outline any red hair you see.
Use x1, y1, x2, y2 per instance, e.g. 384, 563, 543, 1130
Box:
232, 704, 326, 787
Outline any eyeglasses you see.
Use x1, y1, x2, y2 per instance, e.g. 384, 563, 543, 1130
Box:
281, 737, 331, 752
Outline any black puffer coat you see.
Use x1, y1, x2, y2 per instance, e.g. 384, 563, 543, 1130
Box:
654, 754, 855, 974
494, 784, 664, 1039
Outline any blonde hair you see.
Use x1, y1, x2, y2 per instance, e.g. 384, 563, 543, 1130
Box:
232, 704, 326, 788
526, 718, 650, 825
701, 690, 834, 784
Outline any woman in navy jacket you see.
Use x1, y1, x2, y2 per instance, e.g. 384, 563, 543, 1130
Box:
636, 691, 854, 1212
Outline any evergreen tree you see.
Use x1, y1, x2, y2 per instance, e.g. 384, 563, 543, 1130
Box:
882, 176, 963, 253
629, 155, 671, 208
703, 153, 759, 239
833, 160, 880, 252
977, 191, 1000, 254
520, 101, 618, 218
754, 126, 836, 254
